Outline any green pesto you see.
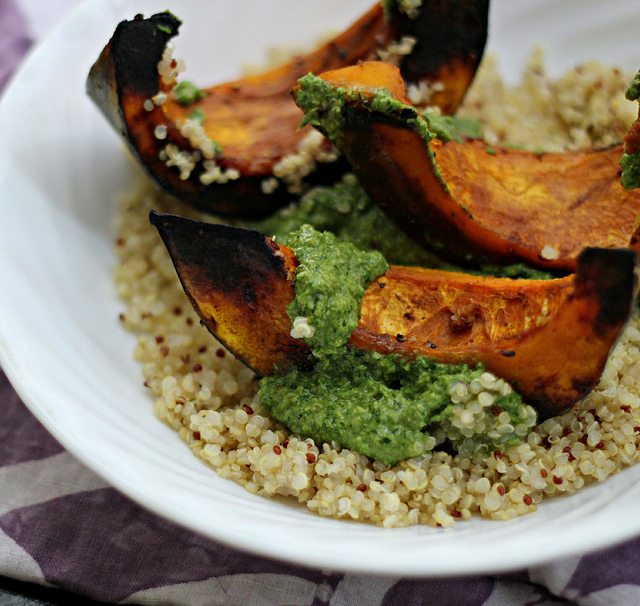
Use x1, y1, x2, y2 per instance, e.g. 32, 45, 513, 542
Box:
427, 380, 536, 460
621, 71, 640, 190
380, 0, 395, 22
260, 348, 533, 466
160, 10, 180, 20
155, 11, 181, 33
422, 113, 483, 143
451, 116, 483, 140
189, 108, 205, 125
253, 188, 541, 464
173, 80, 205, 106
477, 262, 554, 280
295, 73, 482, 146
626, 70, 640, 101
620, 153, 640, 190
284, 225, 388, 356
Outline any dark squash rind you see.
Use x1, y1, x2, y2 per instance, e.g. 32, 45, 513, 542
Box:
87, 13, 181, 113
88, 2, 489, 218
385, 0, 489, 114
150, 211, 313, 374
150, 211, 638, 419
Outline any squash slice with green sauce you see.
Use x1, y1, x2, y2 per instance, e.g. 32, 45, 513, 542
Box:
150, 210, 638, 420
86, 1, 489, 218
291, 61, 640, 273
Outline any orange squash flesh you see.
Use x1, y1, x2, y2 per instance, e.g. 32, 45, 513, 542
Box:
150, 211, 638, 420
87, 2, 489, 217
293, 61, 640, 273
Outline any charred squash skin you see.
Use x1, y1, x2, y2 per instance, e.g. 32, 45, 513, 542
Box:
149, 211, 313, 374
87, 2, 489, 218
292, 61, 640, 274
384, 0, 489, 115
150, 210, 638, 420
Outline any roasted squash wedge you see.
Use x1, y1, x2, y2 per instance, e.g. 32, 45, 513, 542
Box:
150, 210, 638, 420
292, 61, 640, 273
87, 2, 489, 217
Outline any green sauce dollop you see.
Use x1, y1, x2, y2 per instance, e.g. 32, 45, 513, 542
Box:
284, 225, 388, 356
173, 80, 205, 106
620, 153, 640, 190
620, 70, 640, 190
260, 348, 536, 466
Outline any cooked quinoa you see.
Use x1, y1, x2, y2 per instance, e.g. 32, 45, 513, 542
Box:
457, 48, 637, 151
114, 55, 640, 528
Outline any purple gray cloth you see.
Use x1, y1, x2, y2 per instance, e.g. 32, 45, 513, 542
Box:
2, 0, 640, 603
0, 0, 29, 91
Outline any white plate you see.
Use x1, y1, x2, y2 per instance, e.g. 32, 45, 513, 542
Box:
2, 0, 640, 577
